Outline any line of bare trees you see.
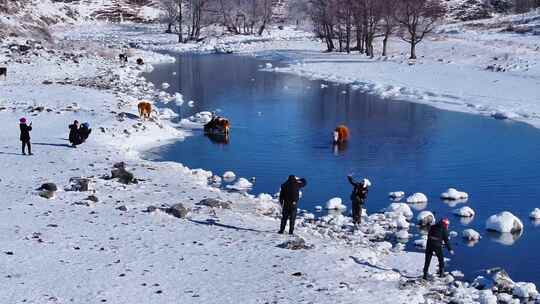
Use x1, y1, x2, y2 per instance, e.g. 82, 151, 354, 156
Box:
159, 0, 274, 43
308, 0, 446, 59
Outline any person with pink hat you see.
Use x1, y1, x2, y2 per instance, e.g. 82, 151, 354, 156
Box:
423, 217, 454, 280
19, 117, 33, 155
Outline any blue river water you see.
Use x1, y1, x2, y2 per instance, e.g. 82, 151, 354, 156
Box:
143, 53, 540, 284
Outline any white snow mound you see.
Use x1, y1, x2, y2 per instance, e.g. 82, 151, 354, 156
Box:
222, 171, 236, 181
406, 192, 428, 204
325, 197, 346, 210
441, 188, 469, 200
417, 211, 435, 226
226, 178, 253, 191
453, 206, 475, 217
529, 208, 540, 219
513, 282, 538, 298
385, 203, 413, 219
388, 191, 405, 199
462, 229, 481, 241
485, 211, 523, 233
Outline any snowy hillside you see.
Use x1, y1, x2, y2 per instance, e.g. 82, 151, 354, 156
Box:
0, 0, 161, 41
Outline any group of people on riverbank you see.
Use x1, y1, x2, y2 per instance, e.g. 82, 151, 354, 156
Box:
18, 118, 92, 155
278, 174, 454, 280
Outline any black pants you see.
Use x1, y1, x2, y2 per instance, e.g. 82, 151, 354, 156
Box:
279, 203, 297, 234
21, 141, 31, 154
423, 244, 444, 276
352, 201, 364, 224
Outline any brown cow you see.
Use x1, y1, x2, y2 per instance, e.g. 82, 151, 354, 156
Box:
0, 67, 6, 80
204, 116, 230, 135
333, 125, 349, 144
138, 101, 152, 120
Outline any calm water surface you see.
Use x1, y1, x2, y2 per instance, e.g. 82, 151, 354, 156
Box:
144, 53, 540, 284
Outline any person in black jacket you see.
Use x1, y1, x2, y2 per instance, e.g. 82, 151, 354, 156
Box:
69, 120, 82, 147
19, 117, 32, 155
423, 217, 454, 279
278, 175, 307, 235
79, 122, 92, 143
347, 175, 369, 225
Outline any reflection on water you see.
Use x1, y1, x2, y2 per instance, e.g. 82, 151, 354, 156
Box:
487, 230, 524, 246
144, 53, 540, 285
459, 216, 475, 225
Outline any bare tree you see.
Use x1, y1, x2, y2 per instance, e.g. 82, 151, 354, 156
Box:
394, 0, 445, 59
159, 0, 184, 42
380, 0, 398, 56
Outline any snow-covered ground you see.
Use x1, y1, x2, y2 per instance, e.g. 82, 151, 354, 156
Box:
3, 9, 540, 302
0, 30, 462, 304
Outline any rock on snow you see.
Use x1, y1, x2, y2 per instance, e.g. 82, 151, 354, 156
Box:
485, 211, 523, 233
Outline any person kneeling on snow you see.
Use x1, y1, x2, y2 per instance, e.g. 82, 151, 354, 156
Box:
347, 175, 369, 226
19, 117, 33, 155
423, 217, 454, 280
69, 120, 82, 147
278, 175, 307, 235
79, 122, 92, 143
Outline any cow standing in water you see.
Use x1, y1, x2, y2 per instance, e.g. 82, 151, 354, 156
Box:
333, 125, 349, 144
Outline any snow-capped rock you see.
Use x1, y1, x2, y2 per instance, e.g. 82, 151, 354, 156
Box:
414, 236, 427, 248
325, 197, 346, 210
388, 191, 405, 199
161, 82, 170, 89
449, 231, 458, 238
265, 63, 273, 68
513, 282, 538, 298
478, 290, 498, 304
406, 192, 428, 204
315, 205, 323, 211
222, 171, 236, 182
529, 208, 540, 219
453, 206, 475, 217
441, 188, 469, 200
174, 93, 184, 106
384, 202, 413, 219
485, 211, 523, 233
225, 178, 253, 191
417, 211, 435, 226
462, 229, 481, 241
159, 108, 178, 119
395, 230, 410, 240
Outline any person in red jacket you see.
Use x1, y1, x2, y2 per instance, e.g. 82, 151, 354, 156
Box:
19, 117, 33, 155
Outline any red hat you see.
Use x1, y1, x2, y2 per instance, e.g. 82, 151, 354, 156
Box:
441, 217, 450, 229
19, 117, 26, 123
